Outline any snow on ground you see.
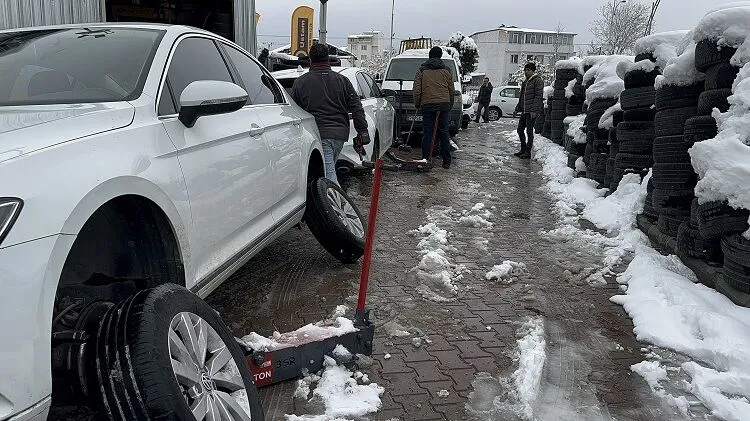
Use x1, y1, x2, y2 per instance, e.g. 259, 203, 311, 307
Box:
240, 306, 356, 352
534, 135, 750, 420
459, 202, 493, 228
286, 355, 384, 421
485, 260, 527, 283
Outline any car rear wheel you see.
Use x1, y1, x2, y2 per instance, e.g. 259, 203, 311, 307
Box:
305, 178, 365, 263
487, 107, 501, 121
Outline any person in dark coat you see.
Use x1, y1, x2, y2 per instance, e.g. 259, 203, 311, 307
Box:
291, 43, 369, 183
513, 62, 545, 159
475, 77, 493, 123
413, 47, 455, 169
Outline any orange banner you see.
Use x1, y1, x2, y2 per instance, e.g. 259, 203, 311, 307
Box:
291, 6, 314, 57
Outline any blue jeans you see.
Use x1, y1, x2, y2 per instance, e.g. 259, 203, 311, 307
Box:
421, 108, 451, 164
322, 138, 345, 184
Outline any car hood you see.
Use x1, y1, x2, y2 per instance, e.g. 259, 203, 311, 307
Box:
0, 102, 135, 163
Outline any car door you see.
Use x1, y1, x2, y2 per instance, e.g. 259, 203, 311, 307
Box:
354, 71, 380, 158
498, 88, 520, 116
362, 72, 394, 156
218, 42, 306, 222
158, 35, 275, 284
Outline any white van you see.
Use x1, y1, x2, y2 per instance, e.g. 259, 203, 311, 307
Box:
381, 47, 463, 141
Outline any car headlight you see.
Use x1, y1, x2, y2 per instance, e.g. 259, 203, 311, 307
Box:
0, 198, 23, 245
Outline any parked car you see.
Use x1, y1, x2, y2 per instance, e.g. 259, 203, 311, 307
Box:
0, 23, 366, 421
272, 66, 395, 174
470, 85, 521, 121
461, 94, 473, 129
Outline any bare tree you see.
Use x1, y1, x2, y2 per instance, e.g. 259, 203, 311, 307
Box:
551, 23, 566, 64
590, 0, 652, 55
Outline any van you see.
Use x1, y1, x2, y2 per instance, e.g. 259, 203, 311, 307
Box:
381, 47, 463, 143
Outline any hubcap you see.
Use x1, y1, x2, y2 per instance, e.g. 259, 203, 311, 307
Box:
488, 109, 500, 121
327, 188, 365, 238
168, 312, 252, 421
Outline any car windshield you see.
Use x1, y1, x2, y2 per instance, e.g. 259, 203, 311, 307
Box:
0, 27, 164, 106
385, 58, 458, 82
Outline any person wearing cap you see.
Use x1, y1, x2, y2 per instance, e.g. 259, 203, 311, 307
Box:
291, 43, 369, 183
475, 77, 493, 123
413, 46, 454, 169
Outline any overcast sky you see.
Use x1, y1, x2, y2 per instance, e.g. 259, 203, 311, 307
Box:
256, 0, 712, 51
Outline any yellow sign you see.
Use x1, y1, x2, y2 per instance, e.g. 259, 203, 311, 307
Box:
291, 6, 315, 57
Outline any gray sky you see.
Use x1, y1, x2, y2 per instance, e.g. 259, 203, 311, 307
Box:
256, 0, 712, 52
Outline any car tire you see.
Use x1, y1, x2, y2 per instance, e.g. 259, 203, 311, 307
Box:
623, 107, 657, 122
553, 89, 567, 100
305, 178, 365, 263
487, 107, 501, 121
551, 110, 567, 120
697, 88, 732, 115
695, 38, 736, 73
635, 52, 655, 63
589, 97, 618, 113
655, 83, 703, 110
556, 68, 580, 81
616, 121, 655, 154
652, 188, 694, 213
461, 118, 470, 130
566, 103, 583, 116
652, 163, 697, 190
620, 87, 656, 110
705, 62, 740, 90
654, 107, 699, 137
722, 258, 750, 294
677, 221, 722, 261
554, 79, 571, 89
696, 201, 750, 239
95, 284, 265, 421
653, 135, 690, 164
568, 153, 580, 170
658, 209, 691, 237
624, 68, 660, 89
684, 115, 718, 147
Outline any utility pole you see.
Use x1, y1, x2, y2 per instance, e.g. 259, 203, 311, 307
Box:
389, 0, 395, 57
645, 0, 661, 36
319, 0, 329, 44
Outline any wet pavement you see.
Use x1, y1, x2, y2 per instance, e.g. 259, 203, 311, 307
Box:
206, 119, 698, 421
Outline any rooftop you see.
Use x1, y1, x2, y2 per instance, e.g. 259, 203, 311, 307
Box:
470, 25, 577, 37
348, 31, 382, 39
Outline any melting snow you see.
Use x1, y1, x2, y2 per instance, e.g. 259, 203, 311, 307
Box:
486, 260, 527, 283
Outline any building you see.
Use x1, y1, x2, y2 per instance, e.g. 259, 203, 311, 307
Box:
347, 31, 384, 63
470, 25, 577, 85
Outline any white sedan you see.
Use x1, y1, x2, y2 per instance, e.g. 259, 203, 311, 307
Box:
470, 85, 521, 121
272, 67, 395, 173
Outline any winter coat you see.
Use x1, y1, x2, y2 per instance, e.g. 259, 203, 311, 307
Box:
477, 83, 493, 104
515, 74, 545, 115
413, 58, 454, 110
291, 63, 368, 141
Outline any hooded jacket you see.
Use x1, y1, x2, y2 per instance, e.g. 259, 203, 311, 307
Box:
413, 58, 454, 110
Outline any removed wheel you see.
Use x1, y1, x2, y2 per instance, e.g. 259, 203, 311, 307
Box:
305, 177, 366, 263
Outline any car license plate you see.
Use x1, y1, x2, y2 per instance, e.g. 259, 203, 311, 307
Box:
406, 115, 423, 122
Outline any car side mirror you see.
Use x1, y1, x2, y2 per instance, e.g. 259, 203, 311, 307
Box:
178, 81, 248, 128
374, 78, 383, 85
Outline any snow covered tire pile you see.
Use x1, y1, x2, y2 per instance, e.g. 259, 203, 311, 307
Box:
550, 67, 581, 143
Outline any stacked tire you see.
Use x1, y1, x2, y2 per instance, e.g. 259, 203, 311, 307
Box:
551, 68, 580, 144
604, 110, 625, 189
615, 58, 657, 192
567, 74, 585, 117
584, 97, 617, 185
534, 106, 546, 134
542, 105, 552, 139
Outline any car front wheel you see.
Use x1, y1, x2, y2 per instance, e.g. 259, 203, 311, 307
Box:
487, 107, 501, 121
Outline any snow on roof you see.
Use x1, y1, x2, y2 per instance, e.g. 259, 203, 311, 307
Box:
585, 56, 633, 103
396, 47, 460, 61
655, 41, 705, 89
471, 26, 576, 37
634, 31, 691, 55
555, 56, 582, 71
694, 5, 750, 66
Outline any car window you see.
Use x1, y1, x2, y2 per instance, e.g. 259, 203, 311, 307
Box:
362, 73, 382, 98
356, 72, 371, 99
385, 58, 459, 82
158, 79, 176, 115
223, 44, 282, 105
160, 37, 233, 114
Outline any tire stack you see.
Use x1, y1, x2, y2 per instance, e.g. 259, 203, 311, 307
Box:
567, 74, 585, 117
604, 110, 625, 190
551, 68, 580, 144
542, 105, 552, 139
584, 98, 617, 185
615, 58, 657, 192
534, 107, 546, 134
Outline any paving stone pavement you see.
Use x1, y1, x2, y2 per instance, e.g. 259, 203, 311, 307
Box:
207, 120, 705, 421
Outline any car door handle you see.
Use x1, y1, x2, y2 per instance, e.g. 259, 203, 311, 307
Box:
501, 100, 506, 103
249, 125, 265, 137
292, 117, 302, 126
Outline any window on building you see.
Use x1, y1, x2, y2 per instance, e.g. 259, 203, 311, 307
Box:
536, 55, 545, 64
527, 55, 534, 62
559, 55, 567, 60
530, 34, 536, 44
512, 33, 520, 44
510, 54, 519, 64
361, 54, 367, 60
525, 33, 532, 43
362, 45, 368, 51
548, 35, 554, 44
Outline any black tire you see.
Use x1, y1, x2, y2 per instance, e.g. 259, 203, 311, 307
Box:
695, 38, 736, 73
654, 107, 699, 137
697, 88, 732, 115
684, 115, 718, 147
461, 118, 469, 130
612, 110, 625, 127
615, 153, 653, 171
553, 89, 567, 100
652, 188, 694, 213
573, 83, 585, 98
696, 201, 750, 239
606, 157, 616, 177
624, 68, 659, 89
722, 234, 750, 268
620, 87, 656, 110
305, 178, 365, 263
589, 97, 618, 113
551, 99, 567, 111
554, 79, 571, 89
556, 68, 580, 81
677, 221, 722, 261
705, 62, 740, 90
653, 135, 690, 164
568, 153, 580, 170
488, 106, 502, 121
722, 257, 750, 294
101, 284, 266, 421
593, 138, 610, 152
635, 52, 655, 63
568, 95, 584, 106
652, 163, 697, 190
623, 107, 657, 122
567, 141, 587, 156
655, 83, 703, 110
566, 103, 583, 116
551, 110, 567, 120
617, 121, 655, 154
551, 128, 564, 140
643, 190, 658, 220
449, 128, 459, 137
658, 210, 690, 237
609, 128, 618, 144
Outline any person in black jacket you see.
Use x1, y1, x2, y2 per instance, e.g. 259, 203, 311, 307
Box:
513, 62, 544, 159
291, 43, 369, 183
475, 77, 493, 123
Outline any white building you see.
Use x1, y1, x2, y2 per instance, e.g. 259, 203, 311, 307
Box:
470, 25, 577, 85
347, 31, 384, 63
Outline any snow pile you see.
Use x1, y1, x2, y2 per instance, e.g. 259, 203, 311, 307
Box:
599, 103, 622, 130
287, 355, 384, 420
585, 55, 633, 104
458, 202, 493, 228
555, 56, 582, 70
691, 63, 750, 229
544, 85, 554, 99
564, 78, 577, 98
485, 260, 527, 282
631, 361, 691, 415
240, 306, 356, 352
694, 4, 750, 66
565, 114, 587, 143
655, 40, 705, 89
512, 317, 547, 419
534, 136, 750, 420
635, 30, 691, 55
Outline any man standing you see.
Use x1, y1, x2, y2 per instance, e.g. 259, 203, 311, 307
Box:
414, 46, 454, 169
514, 62, 544, 159
292, 43, 369, 184
475, 77, 493, 123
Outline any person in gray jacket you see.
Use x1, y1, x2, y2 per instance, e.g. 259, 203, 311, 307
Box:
292, 43, 369, 183
513, 62, 545, 159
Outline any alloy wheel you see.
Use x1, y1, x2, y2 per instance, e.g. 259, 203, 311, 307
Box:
327, 188, 365, 238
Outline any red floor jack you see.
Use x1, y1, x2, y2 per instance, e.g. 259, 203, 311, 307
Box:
365, 111, 441, 173
244, 162, 385, 388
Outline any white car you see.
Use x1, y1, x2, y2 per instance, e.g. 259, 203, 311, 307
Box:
272, 67, 395, 173
471, 85, 521, 121
0, 24, 366, 421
